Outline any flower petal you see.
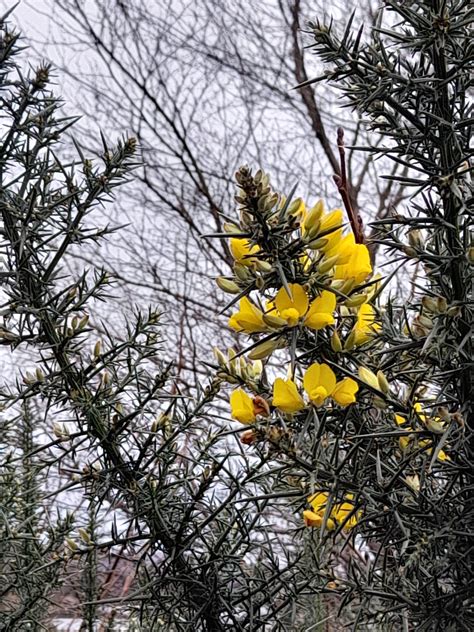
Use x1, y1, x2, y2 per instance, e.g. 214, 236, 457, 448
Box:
230, 238, 260, 266
230, 389, 256, 424
332, 378, 359, 407
304, 291, 336, 330
272, 377, 305, 414
274, 283, 309, 318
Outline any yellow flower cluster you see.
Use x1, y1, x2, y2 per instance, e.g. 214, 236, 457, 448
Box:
301, 203, 372, 286
229, 283, 336, 333
219, 190, 384, 534
303, 492, 359, 531
272, 363, 358, 413
230, 362, 358, 422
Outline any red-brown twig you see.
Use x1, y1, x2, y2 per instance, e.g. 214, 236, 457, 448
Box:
333, 127, 365, 244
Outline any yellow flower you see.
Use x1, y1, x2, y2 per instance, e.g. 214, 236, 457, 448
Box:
301, 199, 324, 239
419, 439, 450, 462
287, 197, 306, 220
308, 491, 329, 512
299, 251, 313, 272
333, 501, 359, 530
303, 363, 336, 406
272, 377, 305, 414
399, 434, 413, 451
352, 303, 381, 346
228, 297, 267, 333
318, 209, 344, 252
303, 363, 358, 407
331, 378, 359, 406
230, 389, 256, 424
334, 243, 372, 284
304, 290, 336, 330
397, 403, 445, 434
271, 284, 336, 330
303, 509, 336, 530
274, 283, 309, 326
325, 232, 357, 265
305, 492, 359, 531
230, 238, 260, 266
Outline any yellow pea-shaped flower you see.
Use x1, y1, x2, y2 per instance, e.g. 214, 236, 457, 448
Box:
230, 388, 256, 424
272, 377, 305, 414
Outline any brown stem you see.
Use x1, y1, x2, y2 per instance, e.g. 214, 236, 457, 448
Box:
333, 127, 364, 244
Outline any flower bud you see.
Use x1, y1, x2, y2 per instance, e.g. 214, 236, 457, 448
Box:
418, 314, 433, 329
343, 330, 357, 351
421, 296, 438, 313
223, 222, 241, 234
78, 528, 92, 545
248, 338, 281, 360
216, 277, 241, 294
53, 423, 66, 439
287, 197, 305, 218
78, 314, 89, 330
251, 360, 263, 379
306, 237, 328, 251
436, 297, 448, 313
216, 372, 239, 384
302, 219, 321, 241
358, 366, 380, 391
407, 229, 424, 249
262, 313, 287, 328
331, 331, 342, 352
436, 406, 451, 422
376, 370, 390, 394
213, 347, 228, 368
447, 305, 461, 318
93, 340, 101, 357
403, 246, 417, 257
23, 371, 36, 385
468, 247, 474, 264
345, 293, 368, 307
255, 260, 273, 273
65, 537, 78, 551
338, 279, 356, 295
317, 254, 340, 275
234, 263, 253, 282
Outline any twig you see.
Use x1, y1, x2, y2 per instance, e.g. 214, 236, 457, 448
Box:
333, 127, 364, 244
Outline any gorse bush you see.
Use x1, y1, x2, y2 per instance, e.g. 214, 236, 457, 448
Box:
1, 0, 472, 630
211, 0, 473, 629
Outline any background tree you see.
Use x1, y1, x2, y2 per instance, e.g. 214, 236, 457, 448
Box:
15, 0, 409, 387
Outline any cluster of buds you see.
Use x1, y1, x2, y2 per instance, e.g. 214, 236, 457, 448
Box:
234, 166, 279, 230
214, 347, 263, 385
358, 366, 391, 409
22, 367, 45, 385
411, 294, 452, 337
